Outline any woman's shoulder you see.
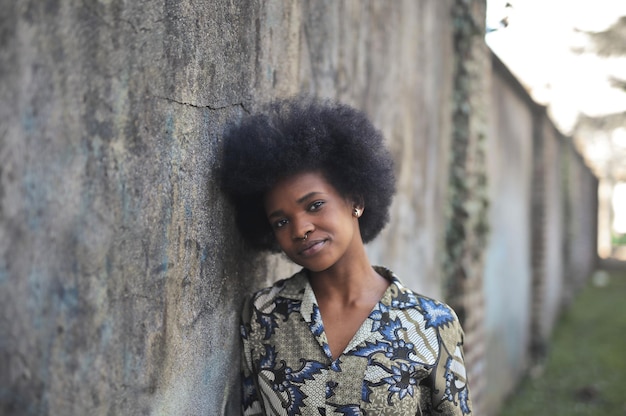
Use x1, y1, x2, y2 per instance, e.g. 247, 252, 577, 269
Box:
244, 269, 308, 312
376, 265, 462, 331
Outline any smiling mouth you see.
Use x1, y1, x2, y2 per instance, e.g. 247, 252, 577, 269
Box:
298, 239, 326, 256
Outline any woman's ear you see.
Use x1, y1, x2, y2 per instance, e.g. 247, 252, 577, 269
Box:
352, 196, 364, 218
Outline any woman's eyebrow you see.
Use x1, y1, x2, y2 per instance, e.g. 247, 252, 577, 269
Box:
267, 210, 284, 220
296, 191, 323, 204
267, 192, 324, 219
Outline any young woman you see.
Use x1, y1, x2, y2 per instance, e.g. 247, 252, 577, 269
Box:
220, 98, 472, 415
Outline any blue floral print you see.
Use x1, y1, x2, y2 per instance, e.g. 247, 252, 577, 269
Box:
309, 304, 324, 337
257, 344, 325, 414
241, 267, 472, 415
369, 302, 390, 332
459, 385, 471, 414
381, 362, 419, 402
419, 297, 455, 329
332, 404, 362, 415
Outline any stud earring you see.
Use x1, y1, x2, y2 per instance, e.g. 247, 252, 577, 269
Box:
353, 208, 360, 218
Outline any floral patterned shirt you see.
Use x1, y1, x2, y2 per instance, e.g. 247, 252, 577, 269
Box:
240, 266, 472, 415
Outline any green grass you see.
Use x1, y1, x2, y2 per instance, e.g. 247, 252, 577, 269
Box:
500, 269, 626, 416
611, 233, 626, 246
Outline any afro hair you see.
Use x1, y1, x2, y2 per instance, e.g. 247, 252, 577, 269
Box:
219, 97, 396, 252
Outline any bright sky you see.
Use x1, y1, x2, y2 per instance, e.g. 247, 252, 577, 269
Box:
486, 1, 626, 238
486, 0, 626, 133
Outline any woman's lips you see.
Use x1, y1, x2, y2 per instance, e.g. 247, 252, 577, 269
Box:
298, 239, 326, 256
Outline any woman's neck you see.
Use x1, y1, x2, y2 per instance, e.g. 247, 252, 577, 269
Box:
308, 254, 388, 305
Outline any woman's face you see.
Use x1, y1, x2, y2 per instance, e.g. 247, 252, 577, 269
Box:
263, 171, 363, 273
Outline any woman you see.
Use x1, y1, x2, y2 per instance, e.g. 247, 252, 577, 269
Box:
220, 98, 472, 415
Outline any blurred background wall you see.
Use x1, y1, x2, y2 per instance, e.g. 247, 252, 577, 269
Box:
482, 55, 599, 413
0, 1, 599, 415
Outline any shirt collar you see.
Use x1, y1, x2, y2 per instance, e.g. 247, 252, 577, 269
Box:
281, 266, 419, 323
374, 266, 420, 310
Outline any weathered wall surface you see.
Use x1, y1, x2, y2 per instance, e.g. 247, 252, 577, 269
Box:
0, 1, 600, 415
561, 143, 599, 300
0, 1, 461, 414
529, 117, 598, 359
1, 1, 265, 414
530, 118, 565, 354
482, 54, 599, 415
483, 55, 535, 414
441, 3, 491, 412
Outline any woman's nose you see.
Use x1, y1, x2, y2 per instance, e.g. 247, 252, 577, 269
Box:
292, 217, 314, 240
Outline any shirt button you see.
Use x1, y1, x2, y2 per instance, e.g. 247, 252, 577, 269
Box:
326, 380, 338, 399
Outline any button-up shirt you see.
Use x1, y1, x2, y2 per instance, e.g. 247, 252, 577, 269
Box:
241, 267, 472, 415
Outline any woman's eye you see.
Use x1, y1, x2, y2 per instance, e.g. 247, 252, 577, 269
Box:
309, 201, 324, 211
273, 219, 288, 229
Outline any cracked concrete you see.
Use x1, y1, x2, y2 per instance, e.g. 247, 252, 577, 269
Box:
152, 95, 251, 113
0, 1, 464, 414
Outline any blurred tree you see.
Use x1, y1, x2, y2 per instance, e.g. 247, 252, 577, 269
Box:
575, 15, 626, 253
587, 16, 626, 57
574, 16, 626, 182
577, 15, 626, 118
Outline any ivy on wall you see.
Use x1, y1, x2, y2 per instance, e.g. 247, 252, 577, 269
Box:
443, 0, 490, 324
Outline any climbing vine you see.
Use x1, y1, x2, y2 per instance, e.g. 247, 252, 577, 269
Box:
443, 0, 490, 323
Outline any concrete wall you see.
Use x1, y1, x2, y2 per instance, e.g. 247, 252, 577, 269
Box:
483, 55, 535, 413
0, 1, 461, 414
532, 119, 565, 349
0, 1, 600, 415
561, 143, 599, 300
1, 1, 266, 414
528, 117, 598, 360
482, 54, 599, 415
441, 3, 491, 412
